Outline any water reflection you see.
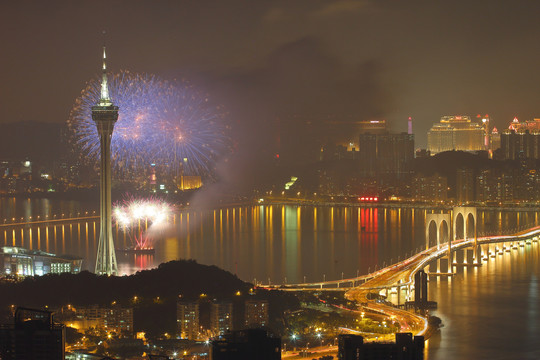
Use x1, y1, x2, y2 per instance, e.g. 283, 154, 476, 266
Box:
0, 200, 539, 285
427, 241, 540, 359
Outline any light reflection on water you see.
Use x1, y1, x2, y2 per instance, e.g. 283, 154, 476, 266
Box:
0, 200, 538, 282
426, 241, 540, 360
1, 198, 540, 358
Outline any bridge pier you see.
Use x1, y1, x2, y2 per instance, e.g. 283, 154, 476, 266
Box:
447, 250, 454, 273
473, 244, 482, 265
483, 244, 489, 260
406, 284, 412, 302
453, 248, 466, 265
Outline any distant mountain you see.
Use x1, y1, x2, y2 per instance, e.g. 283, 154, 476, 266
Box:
0, 121, 69, 163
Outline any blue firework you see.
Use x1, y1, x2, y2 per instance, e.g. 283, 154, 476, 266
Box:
67, 70, 229, 178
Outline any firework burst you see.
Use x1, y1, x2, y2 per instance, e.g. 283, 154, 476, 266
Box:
68, 70, 229, 178
113, 197, 174, 248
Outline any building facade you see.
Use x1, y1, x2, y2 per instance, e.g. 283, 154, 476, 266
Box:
244, 300, 269, 328
427, 116, 485, 155
0, 247, 82, 277
338, 333, 424, 360
55, 304, 133, 335
501, 130, 540, 160
177, 301, 200, 340
456, 168, 475, 204
357, 132, 415, 181
211, 302, 233, 336
412, 174, 447, 202
0, 308, 65, 360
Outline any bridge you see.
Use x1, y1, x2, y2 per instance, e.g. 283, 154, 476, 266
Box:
264, 226, 540, 292
0, 212, 99, 228
260, 206, 540, 336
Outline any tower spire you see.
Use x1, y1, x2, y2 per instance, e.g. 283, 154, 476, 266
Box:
100, 46, 112, 106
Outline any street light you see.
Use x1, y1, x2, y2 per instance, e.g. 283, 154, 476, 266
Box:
316, 332, 322, 346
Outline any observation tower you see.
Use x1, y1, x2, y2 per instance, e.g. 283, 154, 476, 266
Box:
93, 47, 118, 275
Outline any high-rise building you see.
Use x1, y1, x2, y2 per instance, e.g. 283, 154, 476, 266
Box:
244, 300, 268, 328
501, 130, 540, 160
412, 173, 447, 202
179, 175, 202, 190
490, 127, 501, 151
322, 119, 387, 153
357, 133, 377, 178
475, 169, 516, 203
0, 307, 65, 360
211, 302, 233, 336
456, 168, 475, 204
427, 116, 485, 155
94, 47, 119, 276
507, 117, 540, 132
177, 301, 200, 340
376, 133, 415, 181
357, 133, 414, 181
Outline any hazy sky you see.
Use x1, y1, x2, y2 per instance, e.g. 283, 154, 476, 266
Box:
2, 0, 540, 148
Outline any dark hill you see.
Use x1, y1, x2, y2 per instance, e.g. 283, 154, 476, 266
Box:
0, 260, 249, 309
0, 260, 299, 336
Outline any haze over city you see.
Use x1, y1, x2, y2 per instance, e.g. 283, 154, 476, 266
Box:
3, 1, 540, 147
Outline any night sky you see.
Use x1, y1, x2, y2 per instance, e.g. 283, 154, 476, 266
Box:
2, 0, 540, 149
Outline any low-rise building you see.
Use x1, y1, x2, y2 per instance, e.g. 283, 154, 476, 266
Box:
0, 247, 82, 277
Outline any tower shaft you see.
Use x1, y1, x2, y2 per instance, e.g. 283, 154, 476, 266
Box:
93, 107, 118, 275
93, 46, 118, 276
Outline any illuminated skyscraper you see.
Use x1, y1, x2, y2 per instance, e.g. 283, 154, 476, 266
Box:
490, 127, 501, 151
94, 47, 119, 276
501, 117, 540, 160
427, 116, 484, 155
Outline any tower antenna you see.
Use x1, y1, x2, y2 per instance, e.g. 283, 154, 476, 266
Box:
100, 30, 111, 105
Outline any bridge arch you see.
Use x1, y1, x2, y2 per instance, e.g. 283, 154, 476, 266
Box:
453, 207, 477, 242
425, 213, 451, 250
452, 207, 478, 263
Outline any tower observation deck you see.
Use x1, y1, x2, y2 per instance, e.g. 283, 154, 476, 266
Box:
93, 46, 118, 276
